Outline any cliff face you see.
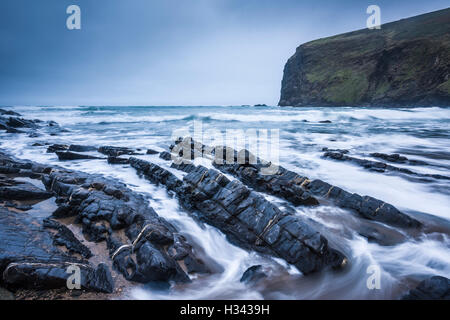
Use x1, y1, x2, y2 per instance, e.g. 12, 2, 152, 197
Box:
279, 8, 450, 107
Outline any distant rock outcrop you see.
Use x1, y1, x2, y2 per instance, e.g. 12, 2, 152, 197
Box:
279, 8, 450, 107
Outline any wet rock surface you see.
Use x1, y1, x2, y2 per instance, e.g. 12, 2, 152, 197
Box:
129, 156, 347, 275
323, 150, 450, 181
170, 137, 421, 228
0, 146, 209, 297
369, 152, 428, 165
0, 207, 114, 293
240, 265, 269, 284
98, 146, 138, 157
107, 156, 130, 164
0, 111, 67, 137
0, 179, 53, 201
402, 276, 450, 300
55, 151, 103, 161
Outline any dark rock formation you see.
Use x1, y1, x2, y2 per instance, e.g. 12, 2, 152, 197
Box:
47, 144, 69, 153
170, 137, 420, 228
0, 108, 21, 116
43, 218, 93, 259
47, 144, 97, 154
159, 151, 172, 161
240, 265, 268, 284
55, 151, 102, 161
0, 207, 114, 293
323, 150, 450, 180
40, 161, 208, 283
107, 156, 130, 164
98, 146, 138, 157
4, 261, 114, 293
129, 156, 347, 275
146, 149, 159, 155
369, 152, 428, 165
279, 8, 450, 107
0, 179, 53, 201
0, 114, 66, 137
68, 145, 98, 152
402, 276, 450, 300
0, 149, 209, 289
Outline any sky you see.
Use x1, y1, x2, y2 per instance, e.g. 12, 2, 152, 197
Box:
0, 0, 449, 106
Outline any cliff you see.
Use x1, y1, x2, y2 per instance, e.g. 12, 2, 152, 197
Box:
279, 8, 450, 107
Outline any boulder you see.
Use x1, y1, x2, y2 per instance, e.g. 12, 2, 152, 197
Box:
0, 207, 113, 293
98, 146, 137, 157
55, 151, 102, 161
240, 265, 268, 284
47, 144, 69, 153
146, 149, 159, 155
0, 108, 21, 116
402, 276, 450, 300
107, 156, 130, 164
0, 180, 53, 201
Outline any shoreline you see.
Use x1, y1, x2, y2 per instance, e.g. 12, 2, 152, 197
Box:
0, 108, 449, 300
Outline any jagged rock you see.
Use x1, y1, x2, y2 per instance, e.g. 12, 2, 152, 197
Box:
0, 166, 21, 174
43, 218, 92, 259
240, 265, 268, 284
98, 146, 137, 157
107, 156, 129, 164
170, 137, 420, 229
6, 117, 37, 128
306, 179, 420, 227
40, 161, 208, 283
47, 144, 69, 153
0, 117, 25, 134
322, 147, 349, 154
68, 145, 97, 152
146, 149, 159, 155
323, 151, 450, 180
0, 149, 208, 286
55, 151, 102, 161
279, 8, 450, 107
0, 108, 21, 116
129, 157, 347, 275
159, 151, 172, 161
402, 276, 450, 300
3, 262, 114, 293
370, 152, 428, 165
0, 180, 53, 201
0, 207, 113, 293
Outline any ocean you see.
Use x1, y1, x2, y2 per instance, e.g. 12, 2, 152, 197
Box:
1, 105, 449, 299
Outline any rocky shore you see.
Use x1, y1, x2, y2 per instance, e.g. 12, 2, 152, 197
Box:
0, 109, 448, 300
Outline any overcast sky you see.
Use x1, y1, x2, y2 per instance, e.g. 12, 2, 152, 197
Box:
0, 0, 448, 106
